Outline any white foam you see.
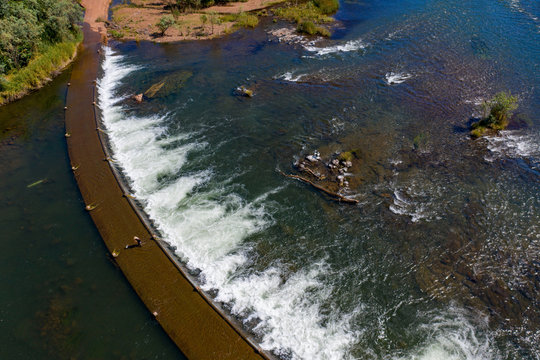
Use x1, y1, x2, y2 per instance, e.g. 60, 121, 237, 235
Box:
97, 46, 505, 360
268, 27, 308, 44
398, 306, 498, 360
330, 116, 345, 134
99, 46, 269, 267
486, 131, 540, 160
389, 190, 430, 222
212, 262, 360, 360
277, 71, 306, 82
386, 30, 399, 41
385, 72, 412, 85
98, 46, 360, 359
463, 97, 485, 106
304, 39, 366, 56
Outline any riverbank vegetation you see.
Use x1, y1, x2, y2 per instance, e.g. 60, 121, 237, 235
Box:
0, 0, 83, 105
274, 0, 337, 36
220, 12, 259, 28
470, 92, 518, 138
110, 0, 337, 41
110, 0, 278, 41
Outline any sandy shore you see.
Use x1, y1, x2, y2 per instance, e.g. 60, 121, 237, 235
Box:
110, 0, 282, 42
204, 0, 280, 13
67, 1, 273, 359
81, 0, 111, 37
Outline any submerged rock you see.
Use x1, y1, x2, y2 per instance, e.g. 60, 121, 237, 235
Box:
235, 85, 254, 97
470, 34, 490, 59
144, 70, 193, 99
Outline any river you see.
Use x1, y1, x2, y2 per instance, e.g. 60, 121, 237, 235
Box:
3, 0, 540, 358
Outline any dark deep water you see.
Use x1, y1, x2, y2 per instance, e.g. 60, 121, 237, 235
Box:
0, 67, 186, 359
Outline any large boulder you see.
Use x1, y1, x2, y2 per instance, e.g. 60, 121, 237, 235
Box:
132, 93, 143, 103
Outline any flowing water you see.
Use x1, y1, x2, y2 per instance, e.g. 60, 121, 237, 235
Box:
97, 0, 539, 358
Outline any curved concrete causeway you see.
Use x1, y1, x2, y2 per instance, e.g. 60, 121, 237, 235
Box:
65, 9, 272, 360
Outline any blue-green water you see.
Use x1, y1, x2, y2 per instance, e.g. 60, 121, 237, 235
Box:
0, 67, 186, 359
99, 0, 539, 358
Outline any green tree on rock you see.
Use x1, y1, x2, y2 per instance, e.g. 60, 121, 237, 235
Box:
471, 91, 518, 138
482, 92, 518, 129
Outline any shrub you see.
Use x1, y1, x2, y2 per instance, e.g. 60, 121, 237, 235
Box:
109, 30, 125, 38
338, 149, 360, 162
315, 25, 330, 36
39, 0, 83, 42
156, 15, 176, 36
470, 92, 518, 137
220, 13, 238, 22
171, 7, 181, 19
470, 126, 487, 139
208, 12, 220, 34
0, 76, 7, 92
274, 1, 333, 24
313, 0, 339, 14
236, 12, 259, 28
200, 14, 208, 29
483, 91, 518, 130
297, 20, 316, 34
297, 21, 330, 36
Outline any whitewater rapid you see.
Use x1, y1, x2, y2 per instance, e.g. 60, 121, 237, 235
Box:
304, 39, 366, 56
97, 46, 501, 360
98, 46, 360, 360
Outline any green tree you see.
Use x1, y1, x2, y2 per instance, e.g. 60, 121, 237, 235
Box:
38, 0, 83, 42
0, 7, 41, 72
156, 15, 175, 36
482, 91, 518, 129
200, 14, 208, 32
0, 0, 82, 74
471, 91, 518, 138
209, 12, 220, 34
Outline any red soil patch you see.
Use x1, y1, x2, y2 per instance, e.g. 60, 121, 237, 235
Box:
110, 0, 281, 42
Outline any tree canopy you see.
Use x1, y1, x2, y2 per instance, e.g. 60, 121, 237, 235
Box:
0, 0, 83, 75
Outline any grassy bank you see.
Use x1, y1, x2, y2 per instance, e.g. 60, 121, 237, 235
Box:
0, 32, 82, 106
274, 0, 338, 37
